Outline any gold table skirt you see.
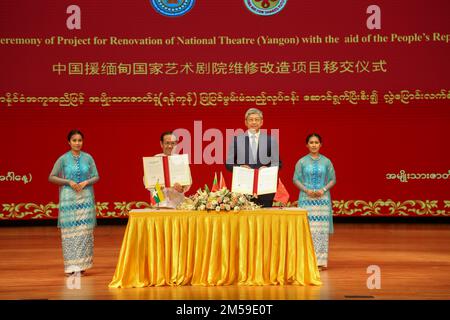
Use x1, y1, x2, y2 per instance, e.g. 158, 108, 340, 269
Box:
109, 209, 321, 288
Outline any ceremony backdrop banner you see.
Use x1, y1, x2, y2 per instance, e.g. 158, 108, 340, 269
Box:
1, 1, 449, 219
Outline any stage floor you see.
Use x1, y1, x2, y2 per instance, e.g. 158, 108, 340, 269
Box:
0, 222, 449, 300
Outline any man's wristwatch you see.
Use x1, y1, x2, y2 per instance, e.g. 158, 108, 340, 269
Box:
323, 187, 327, 192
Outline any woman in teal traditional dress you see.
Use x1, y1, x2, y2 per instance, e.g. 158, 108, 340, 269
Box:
49, 129, 99, 276
293, 133, 336, 270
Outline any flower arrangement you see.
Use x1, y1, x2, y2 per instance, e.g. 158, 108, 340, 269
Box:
177, 187, 260, 212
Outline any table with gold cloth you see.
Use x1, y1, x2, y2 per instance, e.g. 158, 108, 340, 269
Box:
109, 208, 321, 288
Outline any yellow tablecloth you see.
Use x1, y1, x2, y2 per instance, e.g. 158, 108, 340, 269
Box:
109, 209, 321, 288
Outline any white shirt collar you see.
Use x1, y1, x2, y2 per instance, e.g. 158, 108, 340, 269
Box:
248, 130, 261, 140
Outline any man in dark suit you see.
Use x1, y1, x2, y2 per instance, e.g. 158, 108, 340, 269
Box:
225, 108, 281, 207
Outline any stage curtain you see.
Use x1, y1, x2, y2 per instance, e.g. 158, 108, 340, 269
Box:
108, 209, 321, 288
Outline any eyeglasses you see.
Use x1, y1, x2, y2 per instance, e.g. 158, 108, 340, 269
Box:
163, 142, 178, 146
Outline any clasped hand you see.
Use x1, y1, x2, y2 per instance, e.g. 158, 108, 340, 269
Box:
69, 180, 88, 192
306, 189, 324, 198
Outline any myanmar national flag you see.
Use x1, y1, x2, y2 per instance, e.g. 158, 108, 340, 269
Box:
152, 180, 165, 204
211, 172, 219, 192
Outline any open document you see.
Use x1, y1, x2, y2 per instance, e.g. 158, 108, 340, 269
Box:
143, 154, 192, 189
231, 166, 278, 195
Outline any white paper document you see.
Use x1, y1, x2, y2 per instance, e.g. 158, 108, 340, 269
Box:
167, 154, 192, 186
231, 166, 278, 195
257, 166, 278, 195
143, 154, 192, 189
231, 166, 255, 195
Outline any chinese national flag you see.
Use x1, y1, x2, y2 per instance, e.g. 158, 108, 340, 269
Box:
219, 171, 227, 190
149, 191, 156, 206
274, 178, 290, 205
211, 172, 219, 192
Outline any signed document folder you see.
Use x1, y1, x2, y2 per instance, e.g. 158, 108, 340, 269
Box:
231, 166, 278, 195
143, 154, 192, 189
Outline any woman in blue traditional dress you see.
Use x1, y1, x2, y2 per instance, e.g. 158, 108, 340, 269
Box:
49, 129, 99, 276
293, 133, 336, 270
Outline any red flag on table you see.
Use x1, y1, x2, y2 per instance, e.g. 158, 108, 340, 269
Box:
274, 178, 290, 205
149, 190, 156, 206
211, 172, 219, 192
219, 171, 227, 190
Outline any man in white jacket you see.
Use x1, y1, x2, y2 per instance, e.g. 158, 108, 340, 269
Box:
146, 131, 191, 208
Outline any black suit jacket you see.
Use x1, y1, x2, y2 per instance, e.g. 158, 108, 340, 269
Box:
225, 132, 281, 171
